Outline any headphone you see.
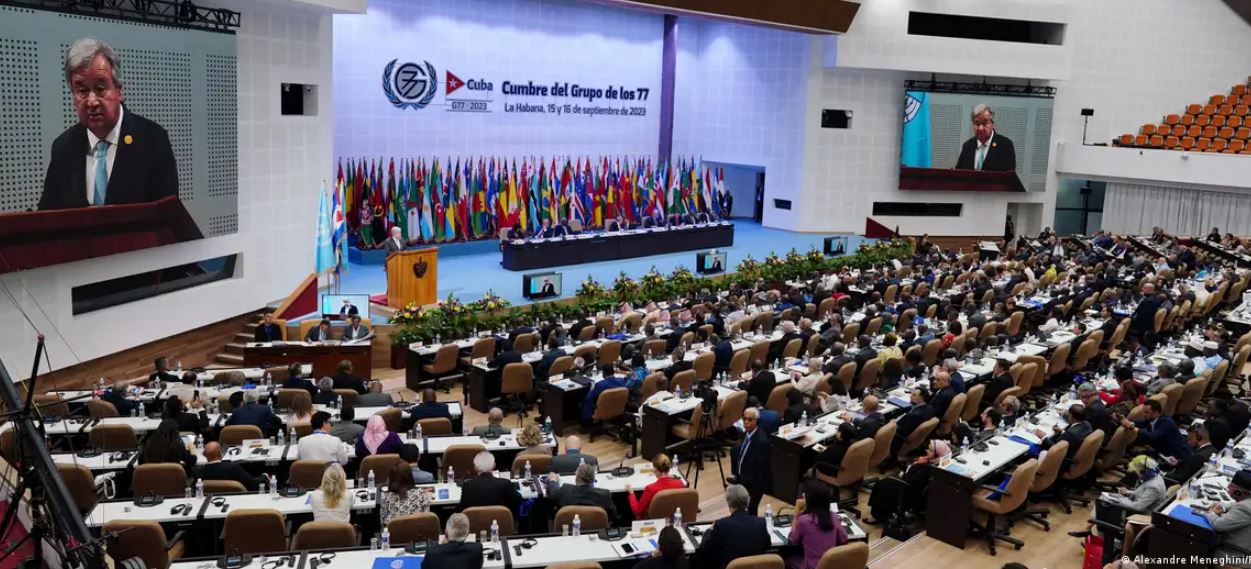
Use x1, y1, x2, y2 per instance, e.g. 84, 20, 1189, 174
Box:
170, 503, 192, 516
306, 552, 335, 568
260, 554, 298, 569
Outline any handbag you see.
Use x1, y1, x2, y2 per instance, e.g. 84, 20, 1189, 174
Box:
1081, 535, 1105, 569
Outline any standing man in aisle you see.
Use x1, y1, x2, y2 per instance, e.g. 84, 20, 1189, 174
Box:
730, 407, 772, 516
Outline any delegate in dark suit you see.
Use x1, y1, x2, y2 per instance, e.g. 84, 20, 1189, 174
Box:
458, 472, 522, 516
954, 132, 1017, 172
225, 402, 284, 436
551, 450, 599, 474
1168, 443, 1215, 484
423, 541, 483, 569
101, 389, 138, 416
332, 371, 368, 395
1041, 420, 1092, 461
697, 510, 771, 569
197, 461, 263, 492
544, 479, 618, 519
740, 371, 776, 407
731, 427, 771, 515
1134, 415, 1193, 460
39, 109, 179, 210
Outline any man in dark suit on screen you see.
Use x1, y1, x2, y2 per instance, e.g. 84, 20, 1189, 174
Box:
540, 278, 556, 296
954, 104, 1017, 172
39, 38, 178, 211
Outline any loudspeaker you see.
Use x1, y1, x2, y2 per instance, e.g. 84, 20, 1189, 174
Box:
821, 109, 852, 129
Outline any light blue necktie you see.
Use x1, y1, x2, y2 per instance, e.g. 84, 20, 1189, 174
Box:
975, 144, 987, 170
93, 140, 110, 206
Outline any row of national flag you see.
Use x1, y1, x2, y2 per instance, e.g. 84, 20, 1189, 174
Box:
334, 156, 727, 245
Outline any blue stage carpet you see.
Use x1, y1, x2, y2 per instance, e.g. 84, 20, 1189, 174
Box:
337, 220, 872, 316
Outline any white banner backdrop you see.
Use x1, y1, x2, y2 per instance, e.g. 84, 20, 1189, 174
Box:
1103, 182, 1251, 237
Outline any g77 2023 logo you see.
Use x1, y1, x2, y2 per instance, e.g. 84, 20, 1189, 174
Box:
383, 59, 438, 110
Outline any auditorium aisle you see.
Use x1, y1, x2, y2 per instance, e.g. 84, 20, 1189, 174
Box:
370, 368, 1092, 569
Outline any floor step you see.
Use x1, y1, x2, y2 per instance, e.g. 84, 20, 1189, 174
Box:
215, 353, 244, 365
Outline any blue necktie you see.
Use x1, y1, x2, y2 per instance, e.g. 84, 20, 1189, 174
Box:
975, 144, 986, 170
93, 140, 110, 206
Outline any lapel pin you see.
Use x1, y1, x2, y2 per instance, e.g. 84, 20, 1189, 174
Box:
992, 143, 997, 148
123, 135, 133, 145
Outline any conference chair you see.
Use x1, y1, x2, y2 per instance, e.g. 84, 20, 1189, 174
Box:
591, 338, 622, 366
464, 505, 515, 536
883, 284, 898, 304
961, 384, 985, 422
728, 350, 751, 379
969, 458, 1039, 555
1095, 425, 1135, 483
620, 312, 642, 334
935, 392, 966, 437
756, 313, 775, 333
593, 316, 615, 336
678, 331, 695, 350
639, 372, 664, 401
780, 339, 803, 361
422, 344, 464, 393
220, 425, 263, 447
643, 340, 667, 357
90, 424, 137, 451
894, 417, 938, 461
726, 554, 784, 569
554, 505, 610, 532
460, 337, 497, 370
577, 326, 596, 343
334, 389, 361, 408
265, 366, 290, 385
378, 407, 403, 433
835, 362, 856, 393
1006, 311, 1025, 337
589, 387, 629, 442
288, 460, 330, 490
920, 339, 943, 367
765, 383, 793, 415
514, 332, 538, 354
573, 345, 598, 365
500, 362, 534, 422
864, 317, 883, 337
545, 355, 574, 379
417, 417, 452, 436
203, 480, 247, 494
811, 438, 873, 515
512, 453, 553, 476
1013, 439, 1068, 531
867, 421, 897, 474
1069, 338, 1099, 374
1055, 430, 1106, 514
749, 341, 770, 365
216, 393, 238, 413
222, 509, 287, 555
292, 520, 356, 549
360, 454, 402, 485
275, 389, 306, 410
103, 520, 185, 569
816, 542, 869, 569
292, 423, 314, 439
691, 352, 715, 382
672, 370, 696, 393
59, 464, 98, 515
1160, 382, 1184, 417
87, 399, 119, 419
1046, 343, 1072, 385
441, 445, 484, 479
840, 324, 860, 347
133, 463, 188, 497
853, 358, 881, 393
1209, 358, 1233, 397
805, 334, 822, 357
388, 513, 442, 544
716, 390, 749, 437
817, 298, 836, 319
647, 488, 699, 522
1174, 376, 1209, 418
33, 394, 70, 418
214, 371, 247, 386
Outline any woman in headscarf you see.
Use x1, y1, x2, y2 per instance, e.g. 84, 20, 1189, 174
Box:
355, 415, 402, 457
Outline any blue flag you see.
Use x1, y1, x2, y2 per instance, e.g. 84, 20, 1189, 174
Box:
315, 183, 336, 274
901, 90, 932, 168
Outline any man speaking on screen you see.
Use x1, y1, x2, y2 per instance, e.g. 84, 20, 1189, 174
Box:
38, 37, 178, 210
954, 104, 1017, 172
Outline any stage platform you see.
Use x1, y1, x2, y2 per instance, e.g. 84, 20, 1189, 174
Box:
339, 220, 872, 314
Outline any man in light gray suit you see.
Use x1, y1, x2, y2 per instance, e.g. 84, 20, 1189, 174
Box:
550, 435, 598, 474
357, 381, 393, 407
1204, 469, 1251, 565
470, 408, 507, 437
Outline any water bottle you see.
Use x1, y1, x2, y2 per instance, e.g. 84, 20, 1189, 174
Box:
673, 508, 683, 528
544, 416, 553, 434
367, 469, 376, 490
579, 457, 586, 467
195, 478, 204, 498
490, 519, 500, 543
264, 372, 271, 387
765, 503, 774, 527
176, 360, 183, 372
269, 475, 277, 496
435, 333, 441, 345
572, 514, 582, 536
185, 480, 194, 498
98, 378, 105, 391
380, 527, 391, 549
131, 406, 138, 418
799, 411, 808, 427
414, 423, 424, 443
524, 460, 532, 479
277, 428, 285, 447
447, 466, 455, 483
673, 454, 679, 474
370, 537, 379, 550
193, 434, 202, 449
289, 427, 297, 443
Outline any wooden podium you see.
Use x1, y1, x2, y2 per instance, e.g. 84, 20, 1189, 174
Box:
386, 248, 438, 308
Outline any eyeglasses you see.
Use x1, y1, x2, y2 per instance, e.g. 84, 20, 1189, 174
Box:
71, 84, 114, 101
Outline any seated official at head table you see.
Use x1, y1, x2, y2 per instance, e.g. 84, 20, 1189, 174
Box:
342, 314, 371, 341
305, 318, 333, 342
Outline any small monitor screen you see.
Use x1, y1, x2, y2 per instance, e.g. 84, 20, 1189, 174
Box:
321, 294, 371, 317
824, 236, 848, 256
696, 252, 727, 274
524, 272, 562, 299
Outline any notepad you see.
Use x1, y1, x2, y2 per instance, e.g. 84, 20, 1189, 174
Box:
372, 557, 422, 569
1167, 504, 1214, 529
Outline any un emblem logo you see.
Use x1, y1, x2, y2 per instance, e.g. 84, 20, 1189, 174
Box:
412, 258, 429, 278
383, 59, 437, 110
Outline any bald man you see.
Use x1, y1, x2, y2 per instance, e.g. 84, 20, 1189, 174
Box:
196, 441, 263, 491
843, 395, 886, 440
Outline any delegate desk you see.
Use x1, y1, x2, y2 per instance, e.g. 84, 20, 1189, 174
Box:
501, 223, 734, 271
1188, 237, 1251, 268
244, 341, 372, 379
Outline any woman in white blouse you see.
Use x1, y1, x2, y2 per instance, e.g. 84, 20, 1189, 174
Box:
310, 463, 354, 523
